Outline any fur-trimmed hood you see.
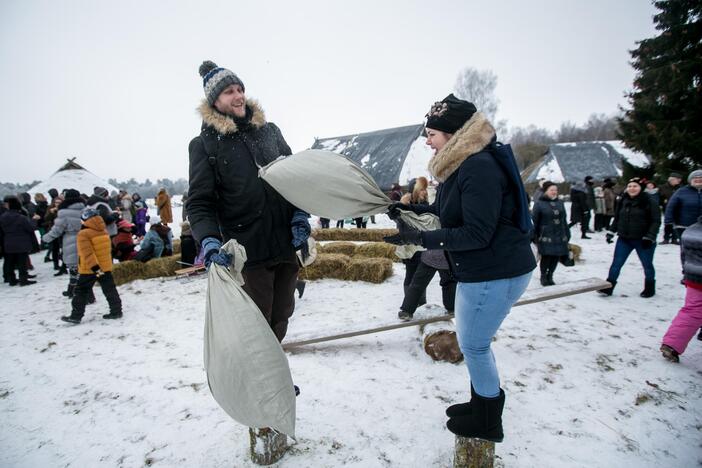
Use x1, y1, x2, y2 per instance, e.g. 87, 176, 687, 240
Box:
427, 113, 496, 182
197, 98, 267, 135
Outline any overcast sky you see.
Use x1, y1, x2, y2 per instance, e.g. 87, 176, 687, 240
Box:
0, 0, 657, 183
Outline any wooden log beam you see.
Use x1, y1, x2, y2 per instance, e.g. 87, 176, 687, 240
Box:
454, 436, 494, 468
248, 427, 287, 465
283, 277, 610, 350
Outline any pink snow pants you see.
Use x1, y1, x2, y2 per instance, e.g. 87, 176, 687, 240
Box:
662, 286, 702, 354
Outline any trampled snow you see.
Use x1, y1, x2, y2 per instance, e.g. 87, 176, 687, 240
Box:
1, 213, 700, 467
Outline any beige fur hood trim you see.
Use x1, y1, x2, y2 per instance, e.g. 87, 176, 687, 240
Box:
427, 112, 496, 182
197, 98, 267, 135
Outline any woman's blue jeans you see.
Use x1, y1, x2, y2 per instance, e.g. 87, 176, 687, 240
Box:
606, 238, 656, 281
455, 272, 532, 398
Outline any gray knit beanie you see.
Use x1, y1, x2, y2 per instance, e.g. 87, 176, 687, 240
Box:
688, 169, 702, 183
199, 60, 245, 106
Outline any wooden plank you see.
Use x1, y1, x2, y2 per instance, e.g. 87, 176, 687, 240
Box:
175, 265, 205, 275
282, 278, 610, 350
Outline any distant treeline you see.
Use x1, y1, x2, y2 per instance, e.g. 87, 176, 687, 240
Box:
0, 178, 189, 200
106, 178, 189, 199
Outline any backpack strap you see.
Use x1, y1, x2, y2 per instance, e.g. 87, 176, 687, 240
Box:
200, 134, 222, 187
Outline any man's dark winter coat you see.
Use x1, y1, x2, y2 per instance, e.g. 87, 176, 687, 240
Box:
658, 182, 680, 210
664, 185, 702, 228
569, 184, 589, 224
532, 196, 570, 256
611, 192, 661, 241
0, 209, 35, 254
187, 99, 297, 267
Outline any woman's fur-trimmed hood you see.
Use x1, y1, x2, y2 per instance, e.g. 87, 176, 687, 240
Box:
427, 112, 496, 182
197, 98, 267, 135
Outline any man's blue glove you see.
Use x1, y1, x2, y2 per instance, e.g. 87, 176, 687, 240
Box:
201, 237, 233, 269
291, 210, 311, 261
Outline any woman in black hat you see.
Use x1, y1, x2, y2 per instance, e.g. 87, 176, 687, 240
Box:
384, 94, 536, 442
598, 177, 660, 298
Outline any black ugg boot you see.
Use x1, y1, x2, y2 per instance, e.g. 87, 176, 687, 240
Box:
640, 279, 655, 298
102, 311, 123, 320
540, 276, 549, 286
597, 279, 616, 296
446, 384, 478, 418
546, 271, 556, 286
446, 389, 505, 442
60, 314, 81, 324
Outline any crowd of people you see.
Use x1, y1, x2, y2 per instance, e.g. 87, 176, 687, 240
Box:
0, 185, 192, 324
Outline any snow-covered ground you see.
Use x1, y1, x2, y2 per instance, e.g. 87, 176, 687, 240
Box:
1, 214, 700, 467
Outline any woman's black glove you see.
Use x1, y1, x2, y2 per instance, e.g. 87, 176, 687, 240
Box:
387, 203, 410, 220
383, 219, 423, 246
641, 238, 654, 249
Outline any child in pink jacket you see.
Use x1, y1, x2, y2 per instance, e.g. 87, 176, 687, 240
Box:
660, 215, 702, 362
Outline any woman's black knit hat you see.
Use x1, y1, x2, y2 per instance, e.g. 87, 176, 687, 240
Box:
425, 94, 477, 134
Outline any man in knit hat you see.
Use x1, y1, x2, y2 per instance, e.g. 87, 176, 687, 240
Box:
665, 170, 702, 277
660, 172, 684, 244
187, 60, 310, 345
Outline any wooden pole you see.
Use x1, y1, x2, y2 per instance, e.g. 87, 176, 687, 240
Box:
248, 427, 287, 465
454, 436, 494, 468
283, 278, 610, 350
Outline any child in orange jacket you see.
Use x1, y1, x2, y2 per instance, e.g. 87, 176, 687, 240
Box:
61, 209, 122, 324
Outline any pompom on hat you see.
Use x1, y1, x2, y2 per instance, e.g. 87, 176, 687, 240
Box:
425, 94, 477, 134
199, 60, 245, 106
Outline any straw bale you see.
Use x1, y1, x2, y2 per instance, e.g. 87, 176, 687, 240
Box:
344, 257, 393, 283
318, 241, 358, 256
172, 238, 181, 254
142, 254, 182, 279
354, 242, 400, 262
298, 253, 350, 281
312, 228, 398, 242
112, 260, 147, 286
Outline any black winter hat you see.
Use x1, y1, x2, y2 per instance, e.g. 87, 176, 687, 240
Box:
584, 176, 594, 184
48, 188, 59, 198
93, 186, 109, 198
425, 94, 477, 134
63, 189, 81, 200
199, 60, 245, 106
541, 181, 557, 192
6, 196, 22, 211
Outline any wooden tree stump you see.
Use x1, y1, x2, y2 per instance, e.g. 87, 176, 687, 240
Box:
454, 436, 495, 468
248, 427, 287, 465
421, 322, 463, 363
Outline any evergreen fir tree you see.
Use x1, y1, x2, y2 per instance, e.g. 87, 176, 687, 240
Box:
618, 0, 702, 176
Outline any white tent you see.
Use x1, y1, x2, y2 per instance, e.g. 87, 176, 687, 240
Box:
28, 159, 119, 197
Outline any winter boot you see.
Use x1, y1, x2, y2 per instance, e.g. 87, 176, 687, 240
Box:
294, 384, 300, 397
62, 285, 75, 298
87, 291, 96, 304
102, 311, 123, 320
19, 280, 37, 286
640, 279, 655, 298
446, 389, 506, 442
398, 310, 413, 321
660, 344, 679, 363
60, 314, 82, 324
446, 384, 478, 418
54, 265, 68, 276
547, 271, 556, 286
597, 279, 616, 296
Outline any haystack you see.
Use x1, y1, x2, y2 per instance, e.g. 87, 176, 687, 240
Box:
345, 257, 393, 283
312, 228, 398, 242
354, 242, 400, 262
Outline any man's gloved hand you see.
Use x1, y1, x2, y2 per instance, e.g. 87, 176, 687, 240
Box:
201, 237, 233, 269
641, 238, 654, 249
291, 210, 311, 261
91, 264, 104, 277
387, 203, 410, 221
383, 218, 424, 246
605, 232, 614, 244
